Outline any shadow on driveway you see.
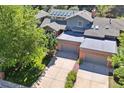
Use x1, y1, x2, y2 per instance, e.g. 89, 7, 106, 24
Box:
80, 62, 109, 76
55, 51, 78, 60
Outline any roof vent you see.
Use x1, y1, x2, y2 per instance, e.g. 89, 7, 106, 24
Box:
95, 25, 99, 30
105, 25, 109, 29
109, 18, 112, 24
91, 25, 95, 29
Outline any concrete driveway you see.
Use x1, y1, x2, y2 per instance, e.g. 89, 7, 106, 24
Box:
74, 62, 109, 88
34, 51, 76, 88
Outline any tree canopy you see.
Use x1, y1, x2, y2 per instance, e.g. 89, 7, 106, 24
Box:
111, 33, 124, 67
0, 6, 48, 71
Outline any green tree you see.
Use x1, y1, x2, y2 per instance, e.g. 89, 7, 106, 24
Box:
96, 5, 112, 17
0, 6, 48, 71
111, 33, 124, 68
111, 32, 124, 87
46, 32, 57, 56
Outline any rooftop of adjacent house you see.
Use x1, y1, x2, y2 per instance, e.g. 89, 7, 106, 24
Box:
40, 18, 51, 27
41, 22, 66, 31
80, 38, 117, 54
84, 17, 124, 38
35, 10, 49, 19
57, 31, 84, 43
0, 80, 25, 88
66, 10, 93, 22
49, 9, 78, 18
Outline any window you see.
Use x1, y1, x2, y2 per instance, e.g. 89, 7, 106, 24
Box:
78, 21, 82, 27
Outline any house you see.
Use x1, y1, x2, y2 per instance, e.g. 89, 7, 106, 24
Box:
39, 9, 78, 36
39, 9, 124, 68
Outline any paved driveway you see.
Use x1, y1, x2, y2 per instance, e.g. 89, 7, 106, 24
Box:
74, 62, 109, 88
34, 51, 76, 88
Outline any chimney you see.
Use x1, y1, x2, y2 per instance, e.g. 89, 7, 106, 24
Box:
109, 18, 112, 24
91, 8, 96, 18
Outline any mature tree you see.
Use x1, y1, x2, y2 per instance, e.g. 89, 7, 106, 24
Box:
96, 5, 112, 17
69, 6, 79, 11
111, 33, 124, 68
78, 5, 95, 11
0, 6, 48, 71
53, 5, 68, 10
110, 32, 124, 87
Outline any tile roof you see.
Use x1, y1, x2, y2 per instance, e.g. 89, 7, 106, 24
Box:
80, 38, 117, 54
66, 10, 93, 22
36, 10, 49, 19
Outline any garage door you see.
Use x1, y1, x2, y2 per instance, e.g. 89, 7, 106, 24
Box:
61, 44, 79, 54
84, 54, 107, 66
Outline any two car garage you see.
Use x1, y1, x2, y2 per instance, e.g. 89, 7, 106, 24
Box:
57, 37, 117, 68
57, 41, 108, 67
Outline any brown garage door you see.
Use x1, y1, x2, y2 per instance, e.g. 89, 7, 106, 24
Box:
61, 44, 79, 54
84, 53, 107, 66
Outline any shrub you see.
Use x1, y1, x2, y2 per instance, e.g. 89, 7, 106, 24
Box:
114, 67, 124, 85
5, 63, 46, 87
65, 70, 77, 88
65, 80, 73, 88
67, 71, 77, 81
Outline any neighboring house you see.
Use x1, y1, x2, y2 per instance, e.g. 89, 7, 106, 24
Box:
36, 10, 50, 26
38, 9, 79, 36
0, 80, 25, 88
38, 9, 124, 68
41, 22, 66, 36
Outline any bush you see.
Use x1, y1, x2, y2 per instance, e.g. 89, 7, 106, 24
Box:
65, 80, 73, 88
65, 70, 77, 88
114, 67, 124, 85
5, 63, 46, 87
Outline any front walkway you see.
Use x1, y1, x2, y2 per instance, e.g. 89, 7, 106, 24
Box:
33, 51, 76, 88
74, 62, 109, 88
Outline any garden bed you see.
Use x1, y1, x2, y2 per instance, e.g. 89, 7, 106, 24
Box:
65, 70, 77, 88
64, 60, 80, 88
